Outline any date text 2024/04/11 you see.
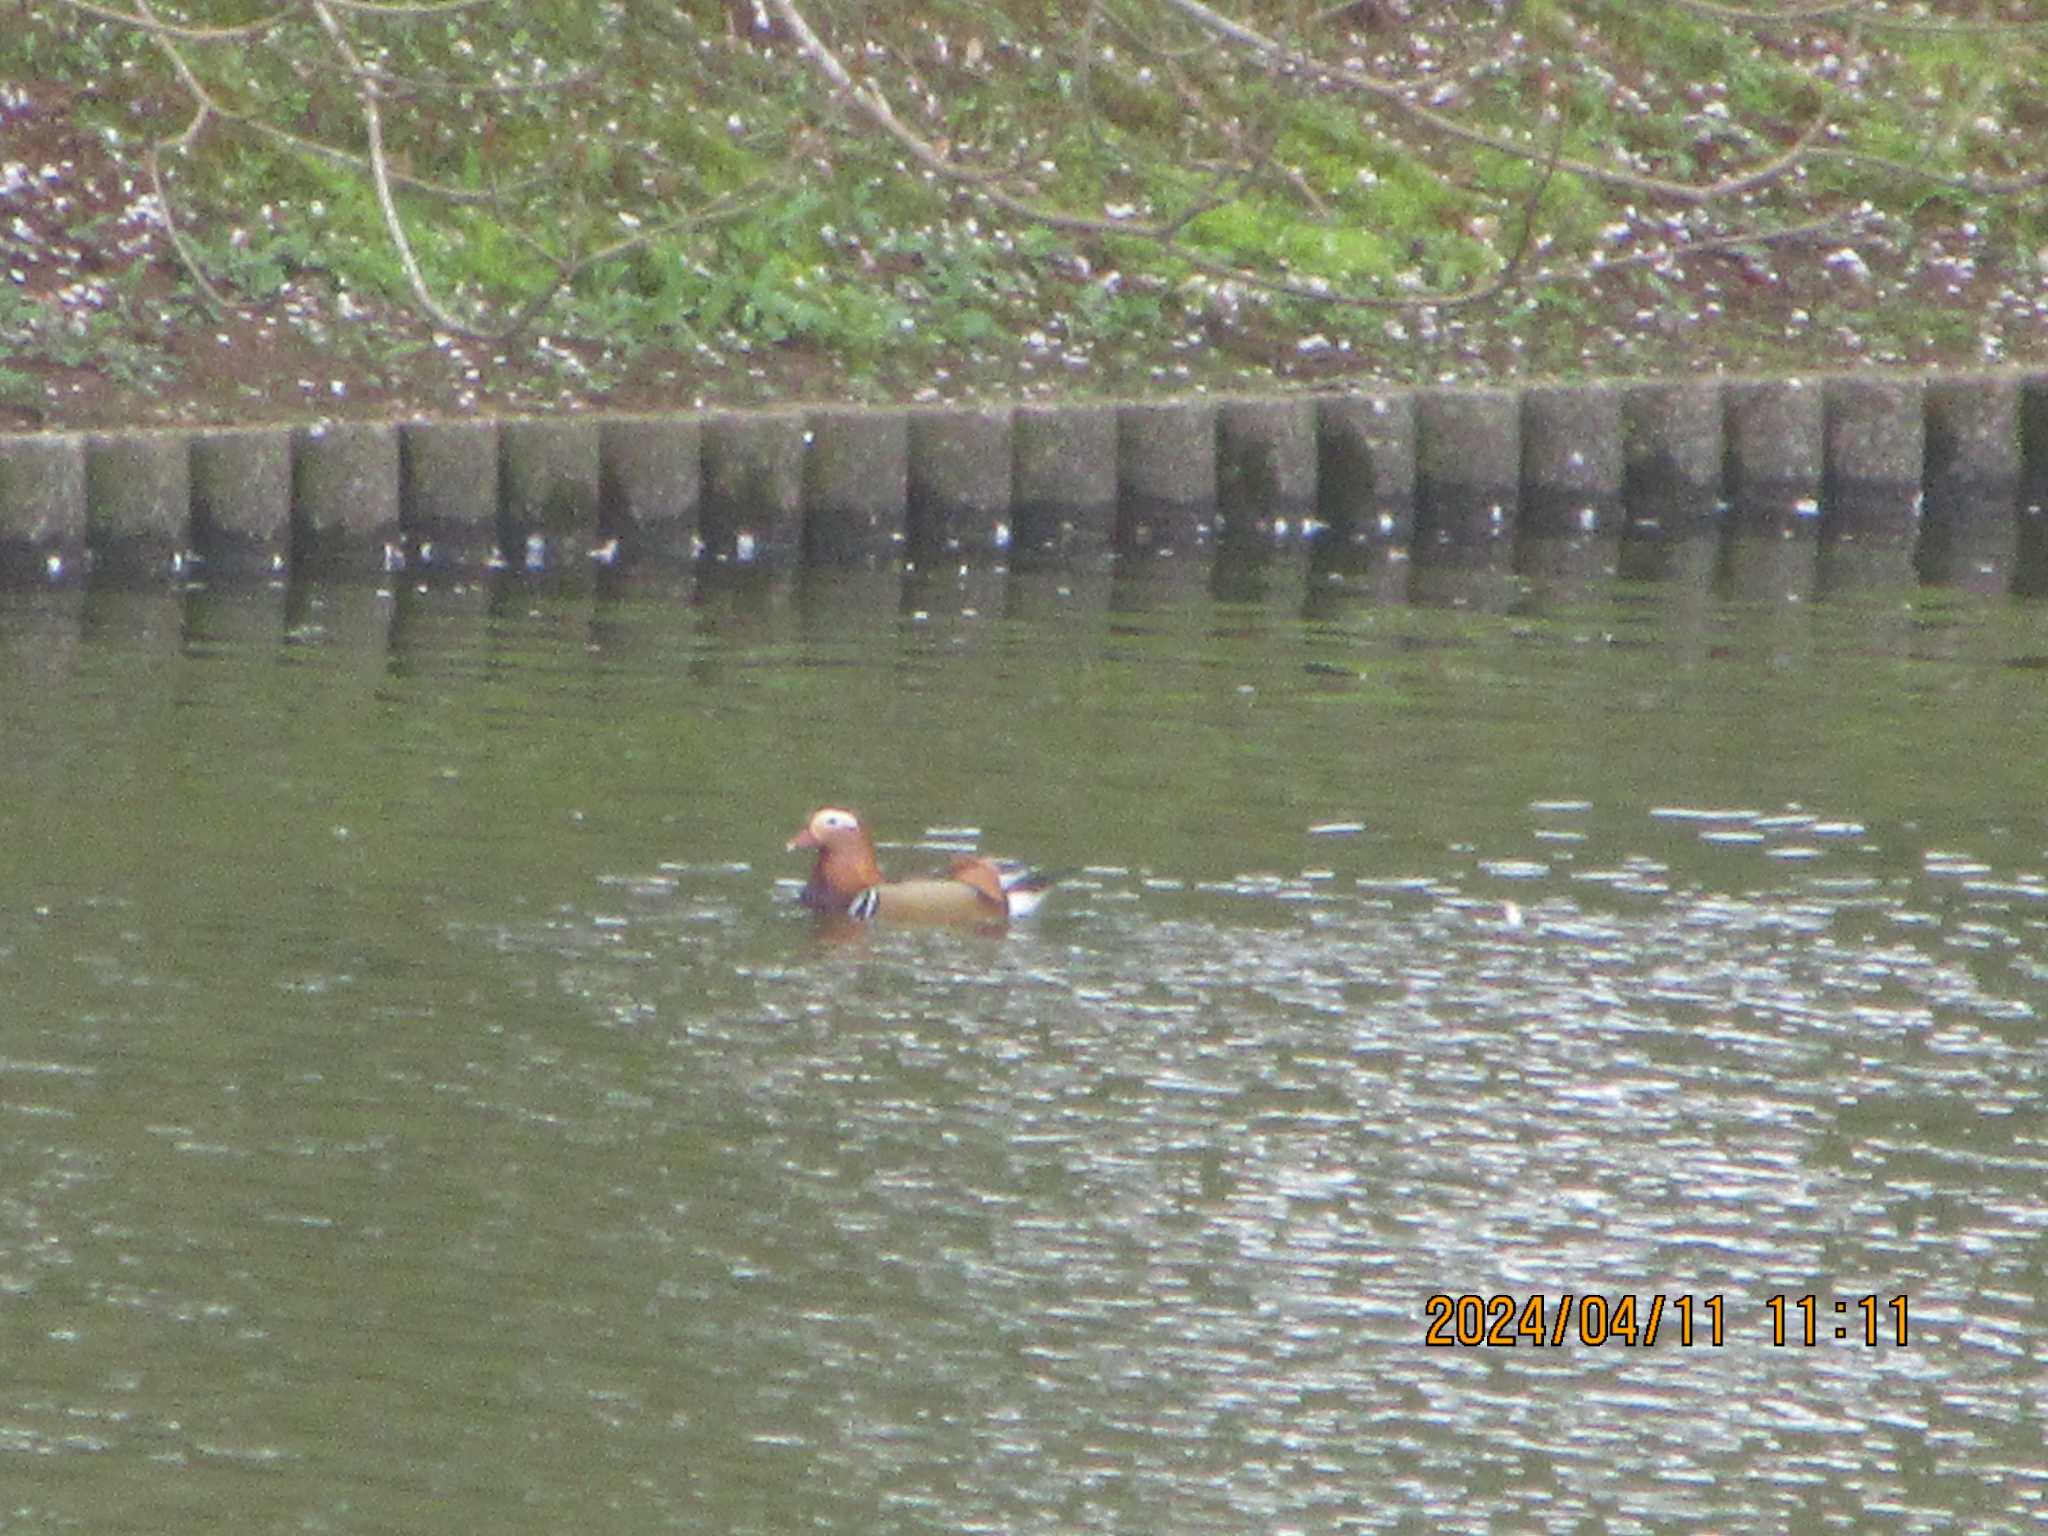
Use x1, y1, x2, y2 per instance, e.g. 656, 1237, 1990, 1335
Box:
1423, 1293, 1911, 1348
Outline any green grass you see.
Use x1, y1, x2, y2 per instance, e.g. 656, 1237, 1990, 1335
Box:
3, 0, 2045, 426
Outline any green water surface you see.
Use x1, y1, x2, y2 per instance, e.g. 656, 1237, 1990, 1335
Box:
2, 550, 2045, 1533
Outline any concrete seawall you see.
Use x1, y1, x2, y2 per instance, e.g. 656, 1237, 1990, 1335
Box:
3, 371, 2045, 596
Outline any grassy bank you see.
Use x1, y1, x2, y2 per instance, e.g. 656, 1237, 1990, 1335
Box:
2, 0, 2045, 430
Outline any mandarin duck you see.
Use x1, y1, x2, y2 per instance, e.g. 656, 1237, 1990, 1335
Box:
787, 806, 1052, 926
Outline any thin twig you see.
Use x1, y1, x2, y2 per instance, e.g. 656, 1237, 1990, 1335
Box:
1176, 109, 1570, 313
768, 0, 1209, 241
364, 63, 600, 100
763, 0, 1000, 187
235, 114, 527, 205
140, 112, 234, 318
307, 0, 474, 332
1576, 212, 1851, 277
483, 182, 776, 343
1671, 0, 2048, 32
1157, 0, 1829, 205
321, 0, 497, 16
127, 0, 234, 316
54, 0, 292, 42
63, 0, 521, 205
1807, 147, 2048, 199
767, 0, 1577, 312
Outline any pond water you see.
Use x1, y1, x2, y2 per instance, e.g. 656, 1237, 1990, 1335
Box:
3, 542, 2046, 1534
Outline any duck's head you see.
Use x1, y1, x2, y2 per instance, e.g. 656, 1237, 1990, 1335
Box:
787, 805, 868, 854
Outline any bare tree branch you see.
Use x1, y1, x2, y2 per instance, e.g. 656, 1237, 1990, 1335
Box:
1808, 147, 2048, 199
1155, 0, 1831, 205
124, 0, 234, 317
364, 64, 600, 100
321, 0, 498, 16
54, 0, 293, 42
1580, 212, 1852, 277
1177, 109, 1571, 312
22, 0, 2038, 375
306, 0, 473, 331
484, 182, 775, 343
767, 0, 1585, 311
1670, 0, 2048, 32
